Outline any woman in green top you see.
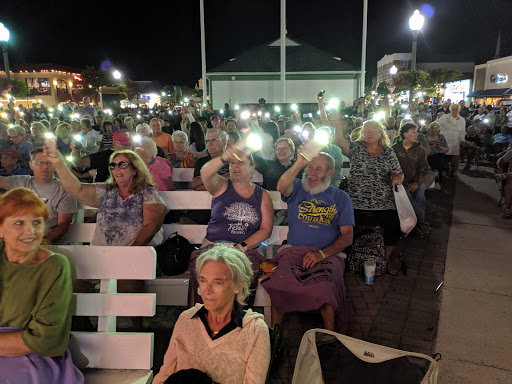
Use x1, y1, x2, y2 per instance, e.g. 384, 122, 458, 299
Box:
0, 188, 83, 383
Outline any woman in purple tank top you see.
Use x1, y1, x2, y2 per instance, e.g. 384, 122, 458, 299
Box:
188, 144, 274, 306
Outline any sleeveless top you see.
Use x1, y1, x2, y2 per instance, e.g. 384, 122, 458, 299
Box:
206, 180, 263, 244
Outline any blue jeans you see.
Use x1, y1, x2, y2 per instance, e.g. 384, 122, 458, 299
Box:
405, 183, 426, 222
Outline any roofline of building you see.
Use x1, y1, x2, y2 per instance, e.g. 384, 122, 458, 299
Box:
207, 71, 362, 76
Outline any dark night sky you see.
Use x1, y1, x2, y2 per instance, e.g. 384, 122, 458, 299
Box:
3, 0, 512, 86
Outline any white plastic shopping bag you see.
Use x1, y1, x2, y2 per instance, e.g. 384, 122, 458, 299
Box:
393, 184, 417, 235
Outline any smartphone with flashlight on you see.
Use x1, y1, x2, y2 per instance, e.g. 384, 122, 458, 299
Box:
318, 90, 325, 97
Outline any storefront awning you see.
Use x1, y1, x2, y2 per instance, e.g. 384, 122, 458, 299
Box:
478, 88, 510, 97
504, 89, 512, 96
467, 89, 483, 97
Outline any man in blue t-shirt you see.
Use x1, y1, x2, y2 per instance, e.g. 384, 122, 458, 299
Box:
262, 149, 354, 332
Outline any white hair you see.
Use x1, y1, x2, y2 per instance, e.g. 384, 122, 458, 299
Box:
138, 136, 158, 157
195, 244, 253, 306
206, 129, 228, 142
172, 130, 189, 143
136, 123, 152, 136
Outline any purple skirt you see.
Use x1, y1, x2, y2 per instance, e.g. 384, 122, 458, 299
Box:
261, 246, 347, 333
0, 327, 84, 384
188, 245, 264, 307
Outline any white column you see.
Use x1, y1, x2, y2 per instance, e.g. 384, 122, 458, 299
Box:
200, 0, 207, 107
360, 0, 368, 97
280, 0, 286, 102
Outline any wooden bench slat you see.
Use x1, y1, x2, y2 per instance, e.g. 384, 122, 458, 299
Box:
171, 168, 263, 183
70, 333, 154, 370
49, 246, 156, 279
82, 369, 153, 384
70, 293, 156, 317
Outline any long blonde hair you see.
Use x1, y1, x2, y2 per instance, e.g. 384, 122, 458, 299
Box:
106, 150, 157, 194
356, 119, 391, 148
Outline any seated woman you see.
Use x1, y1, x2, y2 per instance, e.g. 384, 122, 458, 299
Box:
167, 131, 196, 168
46, 146, 167, 246
56, 122, 73, 155
0, 188, 84, 383
425, 121, 449, 185
188, 145, 274, 306
154, 244, 270, 384
135, 137, 174, 191
460, 125, 484, 171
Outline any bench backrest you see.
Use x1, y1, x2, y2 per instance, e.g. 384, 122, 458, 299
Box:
171, 168, 264, 183
49, 245, 156, 370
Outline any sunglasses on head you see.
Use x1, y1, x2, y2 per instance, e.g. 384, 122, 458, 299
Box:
108, 161, 132, 170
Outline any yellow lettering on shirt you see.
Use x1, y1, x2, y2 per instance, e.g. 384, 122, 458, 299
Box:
297, 200, 338, 227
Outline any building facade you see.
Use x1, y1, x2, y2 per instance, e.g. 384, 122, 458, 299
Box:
0, 64, 83, 107
470, 55, 512, 105
377, 53, 412, 85
206, 37, 361, 109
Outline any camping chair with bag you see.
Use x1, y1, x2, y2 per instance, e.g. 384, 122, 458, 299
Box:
292, 329, 439, 384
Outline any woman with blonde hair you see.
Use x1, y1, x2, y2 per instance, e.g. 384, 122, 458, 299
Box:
45, 143, 166, 246
336, 119, 404, 274
55, 122, 73, 155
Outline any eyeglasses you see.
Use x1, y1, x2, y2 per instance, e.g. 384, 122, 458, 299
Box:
363, 130, 381, 135
108, 161, 132, 170
206, 138, 220, 144
8, 134, 21, 140
33, 160, 54, 167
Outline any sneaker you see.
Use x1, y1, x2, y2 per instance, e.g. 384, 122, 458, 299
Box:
434, 182, 441, 190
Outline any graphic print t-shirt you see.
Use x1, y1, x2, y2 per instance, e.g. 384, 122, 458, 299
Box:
205, 180, 263, 244
284, 179, 354, 249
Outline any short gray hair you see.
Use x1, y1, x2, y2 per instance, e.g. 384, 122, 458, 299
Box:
138, 136, 158, 157
449, 103, 460, 112
206, 128, 228, 142
30, 122, 46, 135
8, 125, 25, 136
172, 130, 188, 143
124, 116, 134, 125
136, 123, 152, 136
195, 244, 253, 306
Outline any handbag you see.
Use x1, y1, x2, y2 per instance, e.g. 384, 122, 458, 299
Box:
393, 185, 417, 235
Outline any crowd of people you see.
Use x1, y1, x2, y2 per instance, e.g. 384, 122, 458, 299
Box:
0, 90, 511, 383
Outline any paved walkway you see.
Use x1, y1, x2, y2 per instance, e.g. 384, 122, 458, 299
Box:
435, 168, 512, 383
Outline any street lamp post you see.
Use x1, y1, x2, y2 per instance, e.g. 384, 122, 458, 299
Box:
0, 23, 11, 81
409, 10, 424, 102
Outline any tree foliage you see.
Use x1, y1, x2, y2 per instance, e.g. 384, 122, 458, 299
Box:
0, 78, 28, 97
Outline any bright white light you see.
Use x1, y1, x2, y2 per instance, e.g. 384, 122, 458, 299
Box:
184, 98, 189, 103
235, 105, 240, 110
58, 106, 63, 111
257, 111, 262, 116
168, 110, 173, 115
66, 156, 74, 162
20, 111, 24, 116
302, 130, 310, 139
308, 113, 313, 118
69, 82, 73, 88
113, 70, 122, 80
371, 91, 377, 95
264, 112, 270, 119
389, 65, 398, 75
241, 111, 251, 120
374, 111, 386, 121
136, 114, 141, 119
104, 109, 113, 115
161, 92, 166, 96
401, 104, 408, 109
409, 10, 425, 31
405, 114, 411, 119
275, 106, 281, 113
44, 132, 55, 139
133, 135, 142, 143
14, 107, 19, 111
291, 104, 297, 111
1, 112, 7, 118
246, 134, 263, 150
420, 120, 425, 125
73, 134, 83, 141
293, 125, 301, 133
483, 119, 489, 124
0, 23, 11, 43
49, 113, 53, 118
327, 98, 339, 109
220, 109, 224, 114
317, 111, 320, 115
49, 108, 54, 112
314, 130, 330, 146
38, 99, 43, 104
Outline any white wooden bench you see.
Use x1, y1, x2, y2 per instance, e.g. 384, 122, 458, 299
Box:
49, 245, 157, 384
171, 168, 264, 183
65, 190, 289, 326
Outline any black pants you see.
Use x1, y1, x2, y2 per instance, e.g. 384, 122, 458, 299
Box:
428, 153, 448, 180
354, 209, 401, 246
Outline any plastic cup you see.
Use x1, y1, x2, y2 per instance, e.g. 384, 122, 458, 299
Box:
364, 261, 376, 285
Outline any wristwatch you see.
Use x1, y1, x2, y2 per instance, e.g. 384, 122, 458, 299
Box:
238, 242, 248, 252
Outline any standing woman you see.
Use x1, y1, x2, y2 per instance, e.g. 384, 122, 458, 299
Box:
335, 119, 404, 274
437, 103, 466, 176
0, 188, 84, 383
